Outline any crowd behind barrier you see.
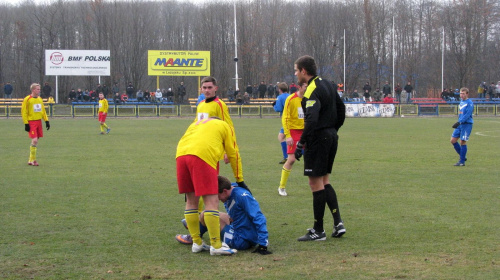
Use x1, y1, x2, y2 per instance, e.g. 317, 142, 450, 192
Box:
1, 97, 500, 118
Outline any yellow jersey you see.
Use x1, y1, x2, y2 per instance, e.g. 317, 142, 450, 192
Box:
282, 93, 304, 138
99, 98, 109, 113
22, 95, 48, 124
195, 97, 233, 128
176, 118, 242, 181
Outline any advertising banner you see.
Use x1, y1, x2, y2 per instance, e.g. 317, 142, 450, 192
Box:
345, 103, 395, 117
45, 50, 110, 76
148, 50, 210, 76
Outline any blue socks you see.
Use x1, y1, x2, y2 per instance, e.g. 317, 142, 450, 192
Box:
460, 145, 467, 163
281, 141, 288, 159
452, 142, 461, 155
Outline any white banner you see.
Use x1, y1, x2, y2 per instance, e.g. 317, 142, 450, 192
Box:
45, 50, 110, 76
345, 103, 395, 117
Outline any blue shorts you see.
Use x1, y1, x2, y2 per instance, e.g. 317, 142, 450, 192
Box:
221, 224, 255, 250
279, 127, 284, 134
451, 123, 473, 141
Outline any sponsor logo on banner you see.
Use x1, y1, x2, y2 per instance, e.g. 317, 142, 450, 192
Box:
148, 50, 210, 76
45, 50, 111, 76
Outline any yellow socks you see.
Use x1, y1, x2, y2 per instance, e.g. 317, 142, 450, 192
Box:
184, 209, 202, 245
279, 167, 291, 189
29, 145, 37, 162
203, 210, 221, 249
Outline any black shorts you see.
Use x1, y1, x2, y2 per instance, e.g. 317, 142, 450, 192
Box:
303, 128, 338, 177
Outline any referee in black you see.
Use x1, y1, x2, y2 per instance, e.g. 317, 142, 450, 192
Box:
293, 55, 346, 241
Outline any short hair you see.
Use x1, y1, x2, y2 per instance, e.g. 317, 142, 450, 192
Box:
278, 82, 288, 93
201, 76, 217, 86
460, 87, 469, 94
218, 175, 232, 193
295, 55, 317, 76
30, 83, 40, 91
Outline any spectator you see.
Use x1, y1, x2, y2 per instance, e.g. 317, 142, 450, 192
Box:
252, 84, 258, 99
404, 82, 413, 103
83, 89, 90, 102
177, 81, 187, 104
121, 91, 129, 103
136, 89, 144, 102
166, 88, 174, 102
258, 81, 267, 98
496, 81, 500, 98
155, 88, 162, 103
235, 91, 244, 105
233, 88, 240, 102
102, 84, 110, 98
68, 89, 77, 102
394, 83, 402, 103
441, 88, 450, 101
42, 82, 52, 98
363, 90, 371, 102
267, 84, 275, 99
289, 82, 298, 94
113, 92, 121, 104
47, 95, 55, 104
112, 83, 119, 97
144, 90, 150, 102
76, 88, 83, 102
90, 90, 98, 102
383, 93, 394, 103
487, 82, 495, 100
243, 92, 250, 104
373, 88, 382, 102
477, 82, 486, 99
351, 89, 360, 102
382, 81, 390, 97
362, 82, 372, 95
95, 84, 102, 97
245, 84, 253, 99
126, 82, 135, 99
453, 88, 460, 101
3, 82, 13, 98
226, 87, 234, 101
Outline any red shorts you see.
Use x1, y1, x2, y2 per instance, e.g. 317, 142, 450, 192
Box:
28, 120, 43, 139
176, 155, 218, 196
287, 129, 303, 154
98, 112, 107, 122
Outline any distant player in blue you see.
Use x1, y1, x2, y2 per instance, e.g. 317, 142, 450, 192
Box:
450, 87, 473, 166
176, 176, 272, 255
273, 82, 291, 164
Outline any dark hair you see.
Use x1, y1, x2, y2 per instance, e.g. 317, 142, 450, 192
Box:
218, 176, 232, 193
294, 55, 317, 76
201, 76, 218, 86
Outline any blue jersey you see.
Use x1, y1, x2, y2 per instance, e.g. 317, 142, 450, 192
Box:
273, 93, 290, 116
224, 187, 269, 247
458, 98, 474, 124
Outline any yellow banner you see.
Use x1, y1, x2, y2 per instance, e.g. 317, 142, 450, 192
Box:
148, 50, 210, 76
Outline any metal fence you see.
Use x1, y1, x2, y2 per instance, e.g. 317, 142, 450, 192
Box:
1, 103, 499, 118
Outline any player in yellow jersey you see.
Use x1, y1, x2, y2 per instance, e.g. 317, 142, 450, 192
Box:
278, 83, 306, 196
22, 83, 50, 166
176, 117, 240, 255
195, 76, 249, 192
98, 92, 111, 134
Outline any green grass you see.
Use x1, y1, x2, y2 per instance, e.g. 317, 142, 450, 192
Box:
0, 117, 499, 279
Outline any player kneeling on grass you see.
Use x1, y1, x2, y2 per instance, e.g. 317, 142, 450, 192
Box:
176, 176, 272, 255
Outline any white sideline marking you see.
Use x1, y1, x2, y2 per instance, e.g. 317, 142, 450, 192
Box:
475, 131, 499, 138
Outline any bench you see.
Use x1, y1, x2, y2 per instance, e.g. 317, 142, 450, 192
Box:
410, 98, 447, 115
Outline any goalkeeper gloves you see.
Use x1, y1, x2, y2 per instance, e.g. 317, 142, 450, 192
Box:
45, 121, 50, 130
452, 122, 460, 129
252, 245, 272, 255
294, 142, 304, 161
25, 124, 30, 132
272, 101, 276, 106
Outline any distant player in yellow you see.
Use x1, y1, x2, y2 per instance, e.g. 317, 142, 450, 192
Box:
98, 92, 111, 134
176, 117, 240, 255
195, 76, 250, 192
278, 82, 306, 196
22, 83, 50, 166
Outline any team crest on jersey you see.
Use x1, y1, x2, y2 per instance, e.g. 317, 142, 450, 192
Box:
305, 100, 316, 108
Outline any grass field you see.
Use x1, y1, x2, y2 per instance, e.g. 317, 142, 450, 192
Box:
0, 117, 499, 279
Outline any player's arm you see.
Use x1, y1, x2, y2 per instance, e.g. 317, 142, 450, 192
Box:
21, 96, 29, 124
335, 91, 346, 131
223, 123, 242, 182
103, 99, 109, 113
239, 194, 269, 247
281, 97, 292, 139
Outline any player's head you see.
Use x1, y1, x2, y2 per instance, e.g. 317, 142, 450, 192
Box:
99, 92, 104, 99
217, 175, 233, 202
30, 83, 41, 96
201, 76, 218, 98
297, 83, 308, 97
460, 87, 469, 100
294, 55, 317, 84
278, 82, 288, 93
